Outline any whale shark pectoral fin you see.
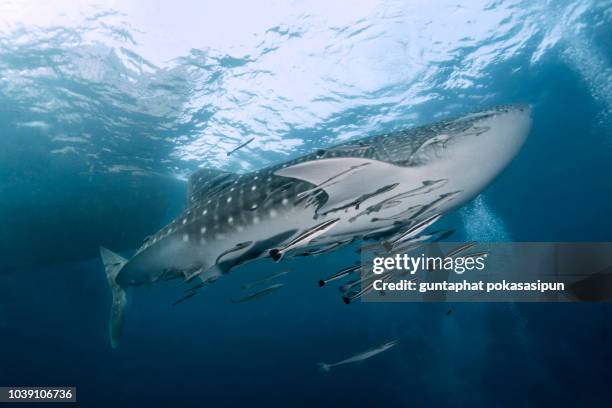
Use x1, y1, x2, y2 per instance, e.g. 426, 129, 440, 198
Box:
274, 157, 375, 186
274, 158, 409, 213
99, 247, 128, 349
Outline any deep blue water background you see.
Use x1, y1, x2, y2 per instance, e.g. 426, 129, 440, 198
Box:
1, 1, 612, 406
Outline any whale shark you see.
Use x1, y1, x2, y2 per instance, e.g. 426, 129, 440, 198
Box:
100, 104, 531, 347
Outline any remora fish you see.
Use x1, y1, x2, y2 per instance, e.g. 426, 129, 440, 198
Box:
338, 279, 361, 293
241, 271, 288, 290
186, 282, 205, 292
381, 233, 434, 254
99, 105, 531, 347
318, 340, 399, 373
339, 268, 387, 293
294, 238, 352, 257
459, 251, 489, 259
230, 283, 284, 303
318, 264, 362, 287
226, 137, 255, 156
349, 179, 447, 223
269, 218, 340, 261
172, 291, 197, 307
446, 242, 476, 258
341, 272, 393, 304
383, 213, 442, 251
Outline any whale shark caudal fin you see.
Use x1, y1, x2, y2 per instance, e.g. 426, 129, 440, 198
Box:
99, 247, 128, 349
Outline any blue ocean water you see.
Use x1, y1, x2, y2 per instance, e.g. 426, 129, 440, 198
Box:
1, 0, 612, 406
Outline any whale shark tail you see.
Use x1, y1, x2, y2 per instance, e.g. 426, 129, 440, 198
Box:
99, 247, 128, 349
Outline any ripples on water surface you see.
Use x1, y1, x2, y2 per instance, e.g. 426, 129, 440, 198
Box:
1, 1, 612, 407
2, 0, 610, 174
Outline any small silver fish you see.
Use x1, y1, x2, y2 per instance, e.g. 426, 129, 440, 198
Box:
384, 213, 442, 250
230, 283, 284, 303
446, 242, 476, 258
341, 273, 392, 304
339, 270, 385, 293
185, 282, 206, 292
241, 271, 288, 290
226, 137, 255, 156
459, 251, 489, 260
349, 179, 447, 223
319, 183, 400, 216
172, 291, 197, 307
432, 229, 454, 242
180, 266, 205, 285
318, 340, 399, 373
360, 242, 384, 252
338, 279, 361, 293
270, 218, 341, 261
295, 239, 352, 257
318, 264, 362, 287
385, 241, 425, 256
382, 233, 433, 253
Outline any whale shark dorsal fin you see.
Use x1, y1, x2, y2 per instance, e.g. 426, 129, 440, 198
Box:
274, 158, 407, 213
187, 167, 238, 206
